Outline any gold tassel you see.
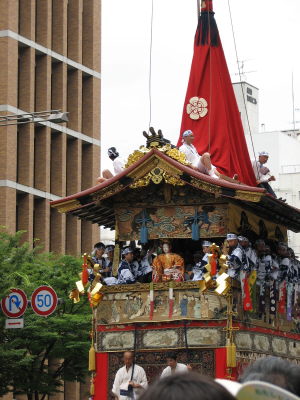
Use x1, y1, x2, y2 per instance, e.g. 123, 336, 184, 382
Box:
230, 343, 236, 367
90, 381, 95, 395
89, 345, 96, 371
226, 339, 237, 368
226, 338, 232, 367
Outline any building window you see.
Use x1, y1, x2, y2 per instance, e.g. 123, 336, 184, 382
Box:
247, 87, 252, 95
247, 95, 257, 105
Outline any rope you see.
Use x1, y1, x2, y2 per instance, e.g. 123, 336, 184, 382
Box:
148, 0, 154, 132
183, 319, 190, 365
227, 0, 259, 181
207, 7, 213, 153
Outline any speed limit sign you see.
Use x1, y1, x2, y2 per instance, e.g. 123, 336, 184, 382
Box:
31, 286, 58, 317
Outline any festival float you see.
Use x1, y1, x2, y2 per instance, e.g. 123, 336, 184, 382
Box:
51, 1, 300, 398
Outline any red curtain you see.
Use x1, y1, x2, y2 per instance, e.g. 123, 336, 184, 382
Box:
214, 348, 227, 379
94, 352, 109, 400
178, 5, 257, 187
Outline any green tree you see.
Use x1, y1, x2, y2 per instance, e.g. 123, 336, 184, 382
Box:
0, 230, 92, 400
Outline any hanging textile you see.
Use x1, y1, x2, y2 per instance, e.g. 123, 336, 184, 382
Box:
178, 0, 257, 186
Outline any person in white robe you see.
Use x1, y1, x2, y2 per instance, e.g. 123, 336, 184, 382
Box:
179, 130, 219, 179
160, 352, 189, 379
112, 351, 148, 400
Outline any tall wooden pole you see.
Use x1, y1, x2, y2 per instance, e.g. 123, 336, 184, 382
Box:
197, 0, 201, 18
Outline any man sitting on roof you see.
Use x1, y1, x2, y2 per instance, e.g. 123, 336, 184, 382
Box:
252, 151, 276, 197
97, 147, 125, 183
179, 130, 220, 179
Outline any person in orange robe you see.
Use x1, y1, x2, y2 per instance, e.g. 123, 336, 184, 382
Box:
152, 241, 185, 282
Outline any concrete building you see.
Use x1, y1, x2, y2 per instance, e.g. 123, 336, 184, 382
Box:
233, 81, 259, 136
0, 0, 101, 256
0, 3, 101, 400
233, 81, 300, 256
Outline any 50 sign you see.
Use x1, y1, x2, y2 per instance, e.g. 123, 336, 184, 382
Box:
31, 286, 58, 317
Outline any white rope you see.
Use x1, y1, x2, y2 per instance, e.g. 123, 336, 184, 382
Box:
227, 0, 259, 180
148, 0, 154, 132
207, 4, 212, 153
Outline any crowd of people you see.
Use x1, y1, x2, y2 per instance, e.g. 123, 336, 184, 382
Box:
89, 235, 300, 317
91, 235, 300, 286
111, 351, 300, 400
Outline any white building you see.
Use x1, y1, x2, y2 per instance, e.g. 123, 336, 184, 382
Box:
233, 82, 259, 135
234, 81, 300, 256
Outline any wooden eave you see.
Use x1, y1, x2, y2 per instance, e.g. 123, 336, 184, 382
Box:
50, 148, 300, 232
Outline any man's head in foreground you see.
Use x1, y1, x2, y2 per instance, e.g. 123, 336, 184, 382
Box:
239, 356, 300, 396
139, 372, 235, 400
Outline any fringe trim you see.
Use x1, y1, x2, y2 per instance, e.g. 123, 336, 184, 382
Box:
196, 11, 220, 47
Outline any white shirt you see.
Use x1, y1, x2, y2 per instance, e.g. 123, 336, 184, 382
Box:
112, 364, 148, 400
252, 160, 269, 183
113, 158, 125, 174
160, 363, 189, 379
179, 143, 200, 167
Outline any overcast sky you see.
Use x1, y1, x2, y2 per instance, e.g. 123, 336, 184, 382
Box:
101, 0, 300, 171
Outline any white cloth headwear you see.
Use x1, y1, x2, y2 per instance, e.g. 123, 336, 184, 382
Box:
122, 247, 133, 256
182, 130, 193, 138
258, 151, 269, 156
238, 236, 248, 242
202, 241, 212, 247
226, 233, 237, 240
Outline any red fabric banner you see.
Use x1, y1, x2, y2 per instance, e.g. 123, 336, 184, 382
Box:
178, 4, 257, 187
242, 274, 253, 311
94, 352, 109, 400
278, 281, 287, 314
214, 348, 227, 379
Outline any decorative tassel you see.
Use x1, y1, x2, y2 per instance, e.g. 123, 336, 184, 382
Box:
287, 283, 293, 321
269, 281, 277, 316
149, 282, 154, 320
191, 209, 200, 241
226, 339, 237, 368
90, 382, 95, 396
168, 281, 174, 318
208, 252, 218, 276
90, 374, 95, 395
82, 253, 89, 285
278, 281, 287, 314
241, 272, 252, 311
89, 345, 96, 371
196, 7, 219, 47
138, 210, 151, 244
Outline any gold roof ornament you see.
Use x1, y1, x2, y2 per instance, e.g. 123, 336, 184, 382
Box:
126, 127, 190, 168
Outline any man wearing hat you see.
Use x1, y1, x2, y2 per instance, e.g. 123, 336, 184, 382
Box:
252, 152, 276, 197
227, 233, 247, 279
92, 242, 114, 279
105, 244, 115, 277
179, 130, 220, 179
238, 236, 257, 270
192, 241, 212, 281
117, 247, 136, 285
